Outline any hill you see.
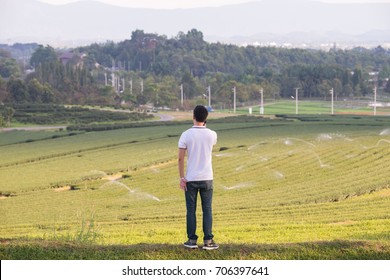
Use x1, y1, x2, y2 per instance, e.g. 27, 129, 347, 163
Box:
1, 0, 389, 46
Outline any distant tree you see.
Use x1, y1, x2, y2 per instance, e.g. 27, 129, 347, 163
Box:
181, 29, 206, 50
332, 78, 343, 100
0, 49, 21, 78
317, 80, 333, 100
0, 76, 8, 102
384, 79, 390, 94
352, 68, 363, 88
378, 64, 390, 88
30, 45, 58, 68
181, 70, 200, 99
41, 83, 55, 103
3, 106, 15, 126
0, 49, 11, 59
28, 78, 45, 103
6, 77, 28, 103
27, 78, 55, 103
23, 30, 390, 105
216, 80, 237, 108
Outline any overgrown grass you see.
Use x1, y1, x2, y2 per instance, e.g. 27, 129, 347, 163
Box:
1, 239, 389, 260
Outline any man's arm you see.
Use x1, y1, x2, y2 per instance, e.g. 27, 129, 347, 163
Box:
178, 148, 187, 190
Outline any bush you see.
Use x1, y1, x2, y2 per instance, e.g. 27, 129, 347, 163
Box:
5, 104, 153, 125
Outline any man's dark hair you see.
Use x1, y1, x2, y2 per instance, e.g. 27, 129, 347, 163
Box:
193, 105, 208, 122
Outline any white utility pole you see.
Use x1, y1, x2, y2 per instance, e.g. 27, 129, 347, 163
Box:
374, 86, 377, 116
260, 88, 264, 115
111, 73, 115, 88
140, 79, 144, 94
180, 84, 184, 106
330, 88, 334, 115
233, 86, 237, 113
208, 85, 211, 107
294, 88, 299, 115
129, 79, 133, 94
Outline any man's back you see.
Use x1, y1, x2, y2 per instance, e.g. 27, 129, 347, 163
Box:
178, 126, 217, 182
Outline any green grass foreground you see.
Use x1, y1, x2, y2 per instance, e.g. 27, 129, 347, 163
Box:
1, 114, 390, 260
1, 239, 389, 260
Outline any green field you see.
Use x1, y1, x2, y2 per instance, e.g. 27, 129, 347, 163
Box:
1, 114, 390, 259
234, 100, 390, 116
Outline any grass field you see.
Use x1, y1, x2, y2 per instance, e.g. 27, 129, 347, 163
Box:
234, 100, 390, 116
1, 112, 390, 259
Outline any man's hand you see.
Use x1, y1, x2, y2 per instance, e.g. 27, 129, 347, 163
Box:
178, 148, 187, 191
180, 178, 187, 191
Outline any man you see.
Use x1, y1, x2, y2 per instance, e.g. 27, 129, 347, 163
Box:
178, 105, 218, 250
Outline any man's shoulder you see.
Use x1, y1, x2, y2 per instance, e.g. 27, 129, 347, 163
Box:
180, 128, 193, 136
206, 128, 217, 135
199, 127, 216, 136
182, 127, 216, 135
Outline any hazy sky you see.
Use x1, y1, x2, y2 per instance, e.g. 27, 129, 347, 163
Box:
38, 0, 390, 9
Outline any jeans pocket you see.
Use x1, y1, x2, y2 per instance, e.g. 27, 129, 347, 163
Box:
205, 180, 213, 190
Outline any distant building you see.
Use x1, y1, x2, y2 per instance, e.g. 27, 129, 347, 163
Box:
59, 52, 85, 66
59, 52, 74, 65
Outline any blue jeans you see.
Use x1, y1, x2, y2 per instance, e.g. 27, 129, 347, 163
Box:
185, 180, 214, 241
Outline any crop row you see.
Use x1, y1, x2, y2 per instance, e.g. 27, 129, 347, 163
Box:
2, 103, 153, 125
1, 116, 389, 245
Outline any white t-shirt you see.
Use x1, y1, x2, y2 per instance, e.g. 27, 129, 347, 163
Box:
178, 126, 217, 181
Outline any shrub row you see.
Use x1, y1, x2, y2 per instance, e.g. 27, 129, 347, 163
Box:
2, 104, 153, 125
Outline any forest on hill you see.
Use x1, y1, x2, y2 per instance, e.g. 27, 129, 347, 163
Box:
1, 29, 390, 110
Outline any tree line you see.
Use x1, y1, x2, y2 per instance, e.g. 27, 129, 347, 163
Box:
1, 29, 390, 110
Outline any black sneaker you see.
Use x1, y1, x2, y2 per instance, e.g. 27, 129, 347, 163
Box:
202, 240, 219, 250
184, 239, 198, 249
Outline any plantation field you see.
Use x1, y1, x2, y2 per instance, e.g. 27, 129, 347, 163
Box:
234, 100, 390, 116
1, 114, 390, 259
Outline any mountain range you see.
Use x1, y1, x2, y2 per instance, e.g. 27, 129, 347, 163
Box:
1, 0, 389, 47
